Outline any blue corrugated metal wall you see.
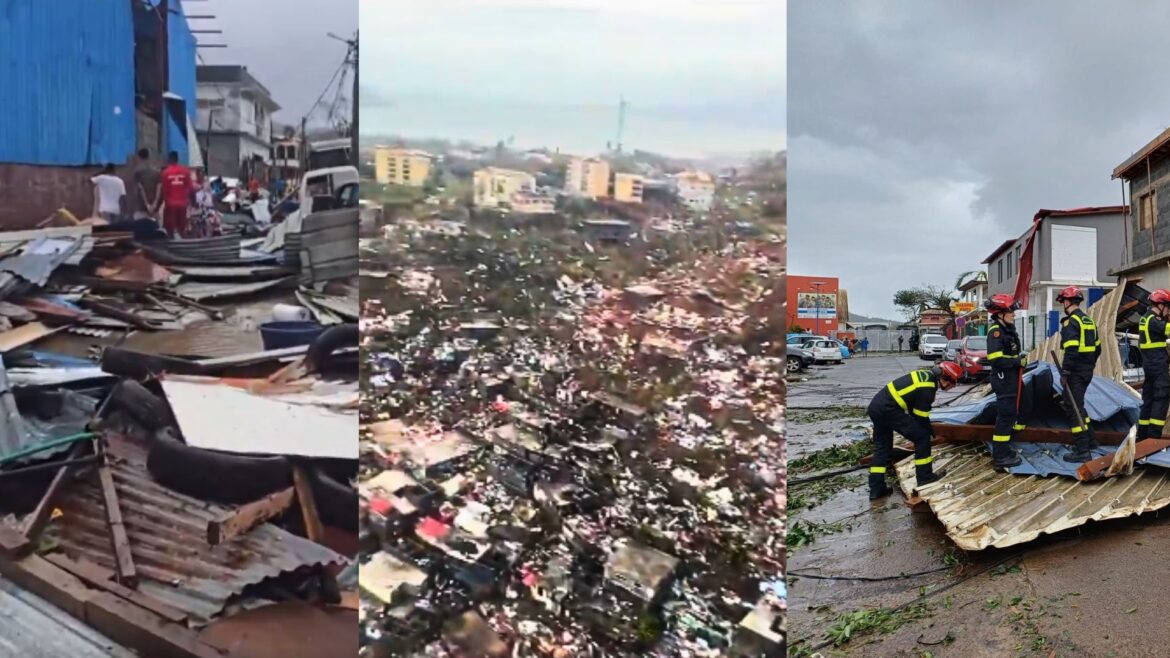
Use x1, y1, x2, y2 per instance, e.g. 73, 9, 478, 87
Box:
0, 0, 137, 166
167, 0, 197, 163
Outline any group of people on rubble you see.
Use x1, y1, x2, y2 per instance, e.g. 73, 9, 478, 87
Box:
863, 284, 1163, 501
90, 148, 286, 240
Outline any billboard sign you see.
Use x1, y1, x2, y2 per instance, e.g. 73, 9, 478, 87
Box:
796, 292, 837, 319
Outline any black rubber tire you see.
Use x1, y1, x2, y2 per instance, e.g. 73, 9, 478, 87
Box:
305, 323, 358, 373
309, 467, 358, 532
147, 429, 292, 504
109, 380, 176, 431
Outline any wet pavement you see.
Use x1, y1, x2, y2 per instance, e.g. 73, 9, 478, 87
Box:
787, 353, 1170, 657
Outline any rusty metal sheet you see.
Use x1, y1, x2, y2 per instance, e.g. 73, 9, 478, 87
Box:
50, 445, 347, 625
0, 227, 94, 266
896, 443, 1170, 551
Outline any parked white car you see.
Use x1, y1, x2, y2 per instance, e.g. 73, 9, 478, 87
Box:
803, 339, 845, 364
919, 334, 949, 360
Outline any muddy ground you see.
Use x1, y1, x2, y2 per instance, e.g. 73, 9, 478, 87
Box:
788, 353, 1170, 658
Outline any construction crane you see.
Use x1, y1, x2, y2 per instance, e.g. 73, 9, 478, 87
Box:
615, 95, 629, 154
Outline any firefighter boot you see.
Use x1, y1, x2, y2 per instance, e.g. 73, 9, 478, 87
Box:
915, 463, 946, 487
992, 443, 1022, 470
868, 473, 892, 501
1063, 432, 1094, 463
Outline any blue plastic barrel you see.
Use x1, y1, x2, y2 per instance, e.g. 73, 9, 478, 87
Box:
260, 321, 325, 350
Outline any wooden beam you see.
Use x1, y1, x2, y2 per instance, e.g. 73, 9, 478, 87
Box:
22, 444, 89, 544
206, 487, 295, 546
1076, 438, 1170, 481
291, 465, 324, 543
97, 463, 137, 587
45, 554, 187, 624
932, 424, 1128, 446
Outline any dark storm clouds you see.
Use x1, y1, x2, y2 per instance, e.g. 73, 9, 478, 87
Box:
788, 1, 1170, 317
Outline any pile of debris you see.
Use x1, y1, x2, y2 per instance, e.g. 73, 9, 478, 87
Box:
0, 215, 361, 657
360, 222, 785, 656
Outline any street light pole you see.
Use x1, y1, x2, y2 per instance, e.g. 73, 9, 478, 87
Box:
812, 281, 824, 335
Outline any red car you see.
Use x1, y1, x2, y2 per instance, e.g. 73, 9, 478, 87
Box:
956, 335, 990, 382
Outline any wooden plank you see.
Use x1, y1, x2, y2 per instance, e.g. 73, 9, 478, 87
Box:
0, 321, 58, 352
932, 423, 1128, 446
85, 593, 223, 658
45, 554, 187, 624
80, 298, 158, 331
1076, 438, 1170, 481
22, 443, 88, 543
291, 465, 324, 543
206, 486, 295, 546
97, 463, 137, 587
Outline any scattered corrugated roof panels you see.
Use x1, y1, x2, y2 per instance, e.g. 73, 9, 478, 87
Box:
896, 442, 1170, 551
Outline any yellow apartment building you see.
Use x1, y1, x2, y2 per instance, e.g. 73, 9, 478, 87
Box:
613, 173, 644, 203
565, 157, 611, 198
473, 167, 536, 207
375, 147, 432, 186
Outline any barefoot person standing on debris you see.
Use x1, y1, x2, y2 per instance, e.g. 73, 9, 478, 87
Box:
866, 361, 961, 500
1056, 286, 1101, 462
1137, 289, 1170, 441
984, 294, 1026, 468
160, 151, 193, 239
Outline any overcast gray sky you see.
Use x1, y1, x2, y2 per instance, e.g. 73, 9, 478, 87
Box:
359, 0, 785, 157
789, 1, 1170, 319
193, 0, 357, 126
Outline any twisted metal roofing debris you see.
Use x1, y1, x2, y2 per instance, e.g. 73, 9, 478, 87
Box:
52, 449, 347, 624
895, 443, 1170, 551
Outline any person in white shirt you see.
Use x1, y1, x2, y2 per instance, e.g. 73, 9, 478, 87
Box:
91, 164, 126, 222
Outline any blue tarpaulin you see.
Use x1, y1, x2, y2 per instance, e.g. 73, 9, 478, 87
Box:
165, 1, 198, 163
933, 362, 1142, 478
0, 0, 137, 165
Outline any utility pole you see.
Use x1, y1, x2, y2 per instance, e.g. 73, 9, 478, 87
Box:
615, 95, 628, 154
351, 31, 359, 168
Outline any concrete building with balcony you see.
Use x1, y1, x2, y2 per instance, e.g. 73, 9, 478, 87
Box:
566, 157, 611, 198
374, 147, 432, 187
510, 191, 556, 215
473, 167, 536, 208
1109, 127, 1170, 291
983, 206, 1127, 349
196, 65, 280, 179
614, 173, 644, 204
673, 170, 715, 211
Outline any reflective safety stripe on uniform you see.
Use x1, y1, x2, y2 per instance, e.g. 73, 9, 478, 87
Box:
1069, 315, 1100, 353
1012, 423, 1025, 431
1071, 425, 1084, 434
870, 465, 887, 473
913, 408, 930, 418
887, 371, 935, 413
1140, 419, 1152, 426
1140, 315, 1168, 349
1153, 419, 1167, 427
987, 351, 1005, 360
914, 456, 933, 466
992, 434, 1012, 442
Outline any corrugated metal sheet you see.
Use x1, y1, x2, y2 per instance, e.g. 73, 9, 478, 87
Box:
0, 577, 135, 657
173, 276, 293, 301
0, 227, 95, 266
159, 233, 244, 263
52, 445, 347, 624
122, 320, 262, 358
0, 358, 33, 461
0, 0, 137, 165
896, 443, 1170, 551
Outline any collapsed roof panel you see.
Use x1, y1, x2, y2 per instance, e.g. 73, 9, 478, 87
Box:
51, 449, 346, 624
896, 443, 1170, 550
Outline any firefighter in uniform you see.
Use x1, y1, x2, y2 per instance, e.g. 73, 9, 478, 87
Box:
1137, 289, 1170, 440
985, 294, 1026, 469
867, 361, 962, 500
1056, 286, 1101, 462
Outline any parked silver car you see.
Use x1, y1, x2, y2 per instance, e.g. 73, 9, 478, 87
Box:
943, 339, 962, 362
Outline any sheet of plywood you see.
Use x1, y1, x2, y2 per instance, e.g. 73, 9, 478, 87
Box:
160, 378, 357, 459
0, 322, 58, 352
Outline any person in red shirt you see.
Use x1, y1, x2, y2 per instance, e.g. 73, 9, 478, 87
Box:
160, 151, 193, 238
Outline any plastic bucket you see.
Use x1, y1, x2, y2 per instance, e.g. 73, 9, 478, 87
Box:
260, 321, 325, 350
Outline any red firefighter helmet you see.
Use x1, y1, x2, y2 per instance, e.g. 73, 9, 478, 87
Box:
934, 361, 963, 385
983, 294, 1019, 314
1055, 286, 1083, 303
1151, 289, 1170, 306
